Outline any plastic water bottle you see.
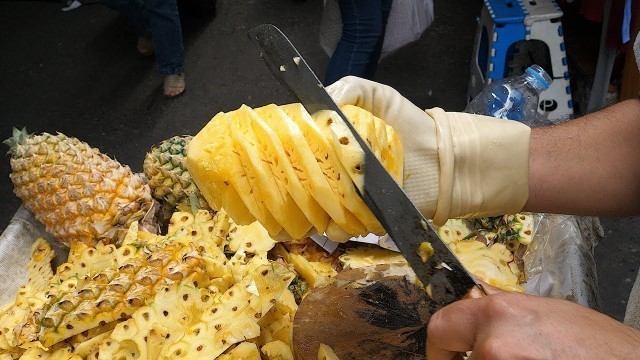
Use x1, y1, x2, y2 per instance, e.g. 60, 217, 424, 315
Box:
464, 65, 552, 123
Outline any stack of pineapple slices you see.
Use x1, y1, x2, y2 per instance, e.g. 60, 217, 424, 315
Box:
186, 104, 404, 242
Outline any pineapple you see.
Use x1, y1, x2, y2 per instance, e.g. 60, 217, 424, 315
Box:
4, 128, 156, 247
187, 104, 402, 242
143, 135, 210, 213
261, 340, 294, 360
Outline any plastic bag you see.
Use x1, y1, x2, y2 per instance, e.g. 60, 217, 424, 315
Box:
523, 214, 602, 308
319, 0, 435, 60
0, 206, 67, 306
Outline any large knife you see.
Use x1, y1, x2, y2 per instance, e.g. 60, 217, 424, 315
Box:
247, 24, 484, 307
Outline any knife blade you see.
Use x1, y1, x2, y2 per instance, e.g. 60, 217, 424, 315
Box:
247, 24, 484, 307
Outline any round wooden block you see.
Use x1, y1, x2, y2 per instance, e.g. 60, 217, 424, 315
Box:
293, 264, 438, 360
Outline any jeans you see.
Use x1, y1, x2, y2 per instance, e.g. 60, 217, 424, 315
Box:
100, 0, 184, 75
324, 0, 393, 85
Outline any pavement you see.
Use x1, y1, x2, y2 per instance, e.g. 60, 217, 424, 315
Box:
0, 0, 638, 321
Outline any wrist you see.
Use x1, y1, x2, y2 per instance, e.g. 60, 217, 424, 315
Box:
427, 109, 531, 223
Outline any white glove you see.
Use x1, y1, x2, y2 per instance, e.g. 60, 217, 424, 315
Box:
326, 76, 531, 226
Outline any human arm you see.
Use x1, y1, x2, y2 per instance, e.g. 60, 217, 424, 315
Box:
328, 77, 640, 220
526, 98, 640, 216
427, 291, 640, 359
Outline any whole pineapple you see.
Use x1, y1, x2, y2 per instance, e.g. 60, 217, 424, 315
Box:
143, 135, 210, 213
4, 128, 155, 247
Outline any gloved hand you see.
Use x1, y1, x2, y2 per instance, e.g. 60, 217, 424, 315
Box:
326, 76, 531, 226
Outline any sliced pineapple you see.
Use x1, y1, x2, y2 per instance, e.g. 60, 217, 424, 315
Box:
227, 105, 307, 238
516, 213, 534, 245
23, 239, 55, 298
272, 244, 337, 289
313, 109, 384, 235
218, 342, 262, 360
187, 112, 255, 225
257, 289, 297, 348
385, 121, 405, 185
450, 240, 523, 292
280, 104, 366, 238
318, 343, 341, 360
227, 221, 276, 254
261, 340, 294, 360
436, 219, 472, 244
254, 104, 330, 234
339, 246, 407, 269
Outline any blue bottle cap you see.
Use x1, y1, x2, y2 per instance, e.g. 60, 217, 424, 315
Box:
526, 65, 552, 91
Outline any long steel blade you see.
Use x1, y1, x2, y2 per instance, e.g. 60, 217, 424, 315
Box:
248, 24, 481, 306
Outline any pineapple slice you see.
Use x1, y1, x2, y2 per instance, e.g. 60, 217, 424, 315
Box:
227, 221, 276, 254
23, 239, 55, 298
218, 342, 262, 360
257, 289, 297, 348
280, 104, 366, 238
70, 331, 112, 358
261, 340, 294, 360
318, 343, 341, 360
18, 344, 80, 360
187, 112, 255, 225
166, 210, 228, 263
516, 213, 534, 245
436, 219, 472, 244
272, 244, 337, 289
339, 246, 407, 269
227, 106, 307, 238
385, 121, 405, 185
450, 240, 523, 292
313, 109, 385, 235
254, 104, 330, 235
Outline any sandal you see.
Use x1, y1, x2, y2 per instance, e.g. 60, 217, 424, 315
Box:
163, 73, 186, 97
137, 36, 154, 56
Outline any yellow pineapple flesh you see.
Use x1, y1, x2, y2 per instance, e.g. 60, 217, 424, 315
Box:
187, 104, 402, 242
4, 128, 155, 247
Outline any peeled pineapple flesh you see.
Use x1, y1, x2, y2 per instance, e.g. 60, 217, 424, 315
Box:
187, 104, 403, 242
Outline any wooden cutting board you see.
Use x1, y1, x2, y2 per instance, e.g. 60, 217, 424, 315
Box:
293, 264, 440, 360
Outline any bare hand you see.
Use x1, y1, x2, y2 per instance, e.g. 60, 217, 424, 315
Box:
427, 291, 640, 359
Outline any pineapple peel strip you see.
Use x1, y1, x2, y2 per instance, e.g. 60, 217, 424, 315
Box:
166, 262, 295, 359
17, 242, 207, 348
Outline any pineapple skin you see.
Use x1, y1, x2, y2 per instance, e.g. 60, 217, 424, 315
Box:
5, 129, 155, 247
16, 242, 206, 348
143, 135, 210, 212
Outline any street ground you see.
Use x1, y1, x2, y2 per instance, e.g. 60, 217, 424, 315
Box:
0, 0, 638, 321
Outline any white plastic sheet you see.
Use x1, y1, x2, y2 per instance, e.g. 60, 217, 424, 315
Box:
319, 0, 435, 60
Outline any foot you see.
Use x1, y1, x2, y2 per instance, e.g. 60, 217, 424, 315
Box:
163, 73, 186, 97
137, 36, 154, 56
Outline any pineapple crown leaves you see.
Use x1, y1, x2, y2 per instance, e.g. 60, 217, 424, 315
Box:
3, 127, 29, 157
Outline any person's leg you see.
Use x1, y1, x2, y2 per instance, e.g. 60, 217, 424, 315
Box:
324, 0, 386, 85
363, 0, 392, 79
143, 0, 185, 96
99, 0, 150, 38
